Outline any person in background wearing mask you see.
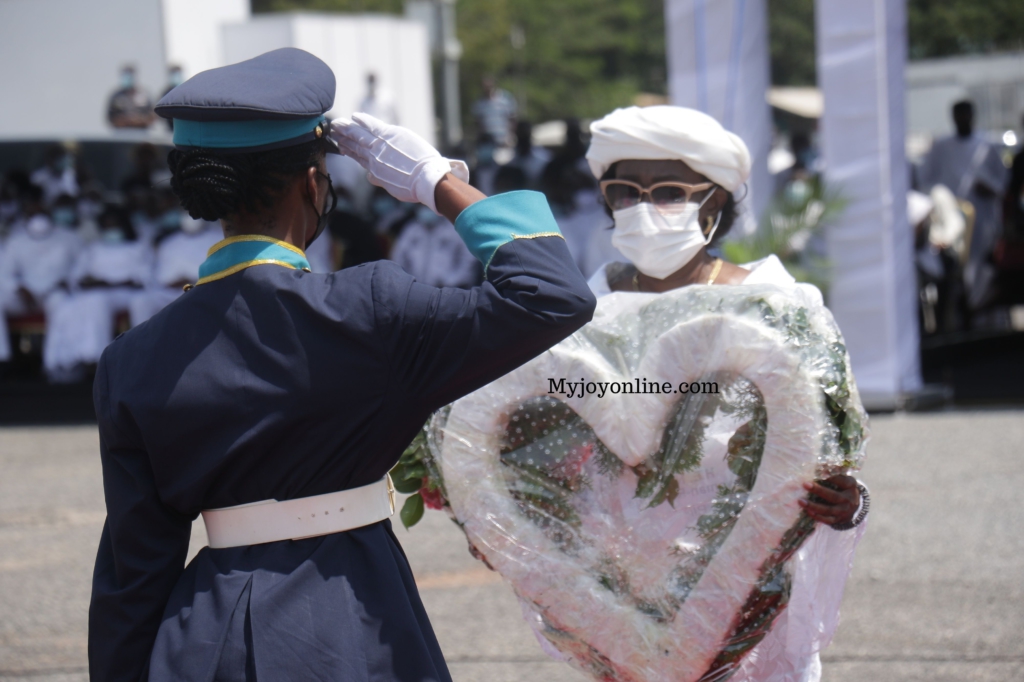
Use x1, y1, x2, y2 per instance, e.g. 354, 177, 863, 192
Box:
508, 120, 550, 189
369, 185, 419, 252
30, 145, 79, 206
129, 215, 221, 325
149, 189, 190, 244
75, 189, 105, 242
919, 100, 1007, 316
43, 206, 152, 382
584, 105, 869, 682
388, 205, 480, 288
472, 76, 517, 148
50, 193, 79, 231
107, 64, 156, 129
0, 185, 81, 365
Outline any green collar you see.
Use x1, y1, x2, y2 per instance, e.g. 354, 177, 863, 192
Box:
196, 236, 311, 286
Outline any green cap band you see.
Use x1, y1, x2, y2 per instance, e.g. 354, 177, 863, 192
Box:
173, 116, 325, 150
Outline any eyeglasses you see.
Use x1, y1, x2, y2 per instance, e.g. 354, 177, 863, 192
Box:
599, 179, 716, 211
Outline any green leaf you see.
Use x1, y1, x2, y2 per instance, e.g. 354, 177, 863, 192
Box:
634, 467, 658, 499
392, 476, 423, 494
647, 476, 680, 508
400, 463, 428, 481
400, 493, 425, 528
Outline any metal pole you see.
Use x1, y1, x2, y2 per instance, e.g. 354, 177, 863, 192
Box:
438, 0, 463, 151
510, 23, 526, 116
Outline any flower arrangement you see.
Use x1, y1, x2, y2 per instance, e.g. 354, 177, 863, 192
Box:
391, 283, 866, 681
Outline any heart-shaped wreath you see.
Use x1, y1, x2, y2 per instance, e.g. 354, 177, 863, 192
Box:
393, 285, 867, 682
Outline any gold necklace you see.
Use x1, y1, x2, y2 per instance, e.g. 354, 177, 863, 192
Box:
633, 258, 724, 291
706, 258, 723, 285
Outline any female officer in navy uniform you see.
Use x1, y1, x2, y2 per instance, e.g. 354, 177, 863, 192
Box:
88, 48, 596, 682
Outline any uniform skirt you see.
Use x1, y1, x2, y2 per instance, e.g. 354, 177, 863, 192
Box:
149, 520, 451, 682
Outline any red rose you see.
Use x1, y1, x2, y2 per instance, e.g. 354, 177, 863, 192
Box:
421, 485, 445, 510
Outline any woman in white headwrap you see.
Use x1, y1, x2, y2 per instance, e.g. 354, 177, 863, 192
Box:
585, 105, 868, 682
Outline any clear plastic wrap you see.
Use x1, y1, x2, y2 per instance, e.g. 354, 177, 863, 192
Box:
394, 284, 868, 682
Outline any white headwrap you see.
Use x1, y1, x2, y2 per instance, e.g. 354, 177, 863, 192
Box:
586, 106, 752, 192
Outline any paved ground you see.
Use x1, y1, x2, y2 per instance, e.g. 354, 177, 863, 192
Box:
0, 410, 1021, 681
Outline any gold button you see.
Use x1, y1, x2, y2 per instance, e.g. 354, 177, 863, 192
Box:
315, 125, 323, 138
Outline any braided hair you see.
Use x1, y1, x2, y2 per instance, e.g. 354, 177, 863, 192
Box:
168, 138, 332, 222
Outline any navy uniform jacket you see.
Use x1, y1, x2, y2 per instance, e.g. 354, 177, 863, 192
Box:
88, 192, 596, 681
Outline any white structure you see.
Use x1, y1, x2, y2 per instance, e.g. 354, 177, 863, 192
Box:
222, 13, 436, 146
0, 0, 168, 141
664, 0, 773, 233
816, 0, 921, 408
162, 0, 251, 80
0, 2, 431, 145
906, 51, 1024, 139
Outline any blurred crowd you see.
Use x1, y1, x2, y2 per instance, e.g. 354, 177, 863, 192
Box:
907, 101, 1024, 335
2, 81, 1023, 385
0, 76, 622, 384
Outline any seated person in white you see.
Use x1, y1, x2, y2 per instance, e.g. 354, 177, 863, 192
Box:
389, 206, 480, 288
0, 194, 81, 363
44, 207, 152, 381
129, 216, 222, 325
30, 145, 79, 206
583, 106, 868, 682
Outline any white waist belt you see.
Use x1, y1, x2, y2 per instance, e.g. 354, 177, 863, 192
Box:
201, 476, 396, 549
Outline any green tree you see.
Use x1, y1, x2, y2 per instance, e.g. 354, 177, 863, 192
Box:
907, 0, 1024, 60
251, 0, 1024, 123
767, 0, 815, 86
252, 0, 664, 129
766, 0, 1024, 86
457, 0, 666, 126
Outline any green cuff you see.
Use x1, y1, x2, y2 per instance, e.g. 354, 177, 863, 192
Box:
453, 190, 564, 273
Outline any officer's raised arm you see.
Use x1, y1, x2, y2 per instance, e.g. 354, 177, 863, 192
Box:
332, 113, 597, 410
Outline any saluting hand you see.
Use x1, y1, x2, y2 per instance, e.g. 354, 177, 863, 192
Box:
331, 113, 470, 214
799, 474, 861, 526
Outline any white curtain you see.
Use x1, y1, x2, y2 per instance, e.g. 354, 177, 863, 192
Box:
816, 0, 921, 406
664, 0, 772, 233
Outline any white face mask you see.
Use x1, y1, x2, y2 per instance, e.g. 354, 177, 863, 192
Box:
611, 196, 720, 279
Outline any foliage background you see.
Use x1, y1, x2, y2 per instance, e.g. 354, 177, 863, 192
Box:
252, 0, 1024, 133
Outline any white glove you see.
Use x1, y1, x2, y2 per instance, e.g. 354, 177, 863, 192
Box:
331, 113, 470, 213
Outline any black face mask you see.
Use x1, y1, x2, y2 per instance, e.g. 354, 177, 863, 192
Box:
307, 170, 337, 249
